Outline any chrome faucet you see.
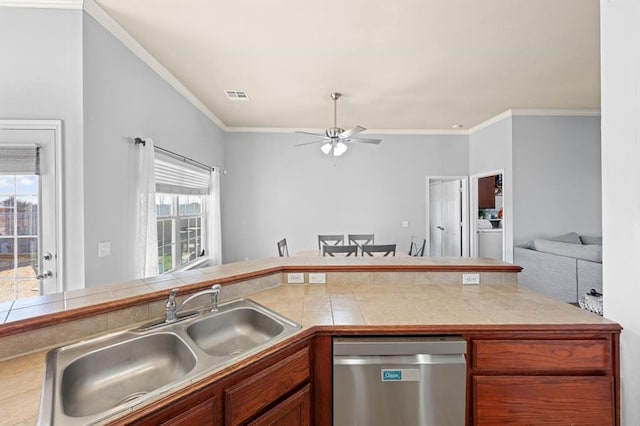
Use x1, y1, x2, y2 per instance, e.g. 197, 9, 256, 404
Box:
165, 284, 222, 323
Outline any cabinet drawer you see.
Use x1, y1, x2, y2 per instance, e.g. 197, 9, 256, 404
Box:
249, 384, 311, 426
224, 347, 310, 425
160, 397, 216, 426
474, 376, 614, 424
472, 339, 610, 371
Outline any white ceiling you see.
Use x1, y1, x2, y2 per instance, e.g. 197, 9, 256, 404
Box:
94, 0, 600, 132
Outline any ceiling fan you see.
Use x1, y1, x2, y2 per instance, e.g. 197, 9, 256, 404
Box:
295, 92, 382, 157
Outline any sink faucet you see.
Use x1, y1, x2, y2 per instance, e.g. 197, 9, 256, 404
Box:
165, 284, 222, 323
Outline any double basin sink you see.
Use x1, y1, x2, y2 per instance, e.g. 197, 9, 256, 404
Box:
39, 298, 301, 425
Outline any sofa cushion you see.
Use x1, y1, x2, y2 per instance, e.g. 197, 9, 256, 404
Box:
580, 235, 603, 245
533, 239, 602, 263
549, 232, 582, 245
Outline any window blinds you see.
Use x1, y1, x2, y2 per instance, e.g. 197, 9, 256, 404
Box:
154, 154, 210, 195
0, 145, 40, 175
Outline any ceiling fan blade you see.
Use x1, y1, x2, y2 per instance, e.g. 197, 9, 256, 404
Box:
295, 130, 326, 137
294, 138, 330, 146
351, 137, 382, 144
339, 125, 366, 139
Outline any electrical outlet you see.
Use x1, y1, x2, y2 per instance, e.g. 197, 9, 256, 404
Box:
287, 273, 304, 284
308, 273, 326, 284
462, 273, 480, 285
98, 241, 111, 258
402, 220, 409, 228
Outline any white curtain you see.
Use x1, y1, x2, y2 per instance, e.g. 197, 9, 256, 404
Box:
207, 168, 222, 265
134, 138, 158, 278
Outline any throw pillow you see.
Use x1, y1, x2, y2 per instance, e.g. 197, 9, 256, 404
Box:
549, 232, 582, 245
533, 239, 602, 263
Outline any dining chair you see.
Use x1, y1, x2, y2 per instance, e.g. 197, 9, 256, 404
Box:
323, 245, 358, 257
408, 238, 426, 257
318, 234, 345, 250
276, 238, 289, 257
347, 234, 375, 252
361, 244, 397, 257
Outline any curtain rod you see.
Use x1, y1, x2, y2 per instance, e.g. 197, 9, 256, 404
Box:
134, 137, 214, 171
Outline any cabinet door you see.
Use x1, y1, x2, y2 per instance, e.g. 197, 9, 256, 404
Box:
474, 376, 614, 424
160, 397, 216, 426
225, 347, 310, 425
478, 176, 495, 209
249, 384, 311, 426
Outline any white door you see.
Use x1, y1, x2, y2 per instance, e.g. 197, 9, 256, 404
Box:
0, 123, 60, 301
429, 179, 463, 257
441, 180, 462, 256
429, 182, 443, 256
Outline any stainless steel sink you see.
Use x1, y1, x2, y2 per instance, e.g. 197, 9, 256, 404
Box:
187, 307, 285, 356
39, 298, 301, 425
60, 333, 196, 418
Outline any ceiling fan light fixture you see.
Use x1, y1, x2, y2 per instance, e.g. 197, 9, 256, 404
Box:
334, 141, 348, 156
320, 142, 333, 155
294, 91, 382, 157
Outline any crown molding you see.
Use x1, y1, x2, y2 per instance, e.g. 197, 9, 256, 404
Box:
467, 110, 514, 134
0, 0, 82, 8
367, 128, 468, 136
468, 109, 600, 135
510, 108, 600, 117
227, 109, 601, 136
82, 0, 227, 131
225, 126, 468, 136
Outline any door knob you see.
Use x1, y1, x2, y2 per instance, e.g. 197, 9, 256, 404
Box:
42, 252, 53, 261
437, 226, 445, 231
36, 270, 53, 280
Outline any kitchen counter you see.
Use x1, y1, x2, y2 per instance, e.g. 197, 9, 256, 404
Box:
0, 257, 617, 425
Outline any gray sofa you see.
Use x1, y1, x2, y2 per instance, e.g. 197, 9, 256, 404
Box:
513, 233, 602, 303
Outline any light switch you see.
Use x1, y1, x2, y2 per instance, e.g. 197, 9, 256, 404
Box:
402, 220, 409, 228
98, 241, 111, 258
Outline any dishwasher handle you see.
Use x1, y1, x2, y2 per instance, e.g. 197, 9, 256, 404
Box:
333, 336, 467, 356
333, 353, 466, 366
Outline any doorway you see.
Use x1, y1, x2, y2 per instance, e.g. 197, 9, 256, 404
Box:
0, 120, 63, 302
470, 170, 506, 261
426, 176, 469, 257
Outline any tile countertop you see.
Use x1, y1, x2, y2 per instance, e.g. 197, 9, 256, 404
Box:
0, 259, 616, 425
0, 256, 520, 328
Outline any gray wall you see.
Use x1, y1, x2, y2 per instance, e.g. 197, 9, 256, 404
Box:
0, 8, 86, 288
469, 116, 514, 261
469, 117, 513, 177
222, 132, 468, 263
512, 115, 601, 243
82, 13, 225, 287
601, 1, 640, 423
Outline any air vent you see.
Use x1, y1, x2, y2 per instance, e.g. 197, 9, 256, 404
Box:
224, 90, 250, 101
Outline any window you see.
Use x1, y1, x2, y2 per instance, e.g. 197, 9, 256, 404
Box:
156, 194, 205, 274
154, 153, 210, 274
0, 145, 40, 302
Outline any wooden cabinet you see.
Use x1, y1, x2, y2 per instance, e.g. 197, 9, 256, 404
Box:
113, 341, 311, 426
478, 176, 496, 209
224, 347, 310, 425
472, 339, 611, 371
469, 335, 617, 425
119, 386, 221, 426
473, 376, 613, 424
160, 397, 217, 426
249, 384, 311, 426
113, 331, 619, 426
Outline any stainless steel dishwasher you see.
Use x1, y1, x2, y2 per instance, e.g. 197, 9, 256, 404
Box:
333, 336, 467, 426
